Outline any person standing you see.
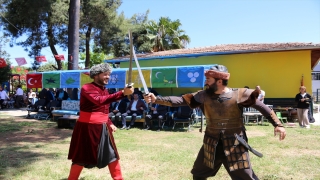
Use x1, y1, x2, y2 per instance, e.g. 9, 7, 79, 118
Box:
295, 86, 312, 128
144, 65, 286, 180
67, 63, 134, 180
15, 85, 24, 108
255, 85, 265, 103
0, 86, 9, 109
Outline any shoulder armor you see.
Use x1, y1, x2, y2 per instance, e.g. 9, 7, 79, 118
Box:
237, 88, 260, 107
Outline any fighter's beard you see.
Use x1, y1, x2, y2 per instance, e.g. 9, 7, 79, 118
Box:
205, 82, 218, 95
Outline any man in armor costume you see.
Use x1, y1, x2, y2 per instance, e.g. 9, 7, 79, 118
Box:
144, 65, 286, 180
67, 63, 134, 180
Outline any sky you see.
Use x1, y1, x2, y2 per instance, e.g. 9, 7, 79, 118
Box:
2, 0, 320, 67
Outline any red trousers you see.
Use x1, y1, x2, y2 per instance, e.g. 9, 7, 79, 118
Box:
68, 160, 123, 180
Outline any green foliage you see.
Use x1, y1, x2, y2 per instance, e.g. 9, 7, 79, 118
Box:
0, 35, 11, 85
1, 0, 69, 56
37, 60, 66, 72
141, 17, 191, 52
79, 48, 113, 68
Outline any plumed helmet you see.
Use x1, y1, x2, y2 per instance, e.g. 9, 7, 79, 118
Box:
89, 63, 112, 79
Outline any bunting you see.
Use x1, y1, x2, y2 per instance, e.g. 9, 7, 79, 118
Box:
15, 57, 27, 66
127, 69, 151, 88
54, 54, 65, 61
80, 72, 92, 87
0, 58, 7, 68
43, 73, 60, 88
26, 73, 43, 88
177, 66, 205, 88
151, 68, 177, 88
61, 72, 80, 88
108, 70, 127, 88
36, 56, 47, 62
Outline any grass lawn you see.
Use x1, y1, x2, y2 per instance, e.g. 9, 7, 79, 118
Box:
0, 115, 320, 180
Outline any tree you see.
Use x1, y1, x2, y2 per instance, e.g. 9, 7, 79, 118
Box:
36, 60, 65, 72
1, 0, 69, 70
80, 0, 121, 68
141, 17, 191, 52
79, 47, 112, 68
0, 34, 11, 85
96, 10, 150, 57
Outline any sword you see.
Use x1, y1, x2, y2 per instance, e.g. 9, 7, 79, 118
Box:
235, 134, 263, 158
127, 30, 134, 88
132, 47, 149, 95
131, 44, 152, 110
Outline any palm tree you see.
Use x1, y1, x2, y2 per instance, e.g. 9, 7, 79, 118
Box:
142, 17, 190, 52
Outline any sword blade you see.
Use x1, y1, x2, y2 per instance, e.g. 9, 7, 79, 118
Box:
132, 47, 149, 94
127, 30, 133, 87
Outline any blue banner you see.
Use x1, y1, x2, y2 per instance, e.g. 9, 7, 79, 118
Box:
177, 66, 205, 88
61, 72, 80, 88
107, 70, 126, 88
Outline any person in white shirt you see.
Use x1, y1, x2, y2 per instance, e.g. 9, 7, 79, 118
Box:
121, 93, 146, 130
255, 85, 265, 103
15, 85, 24, 108
0, 86, 9, 109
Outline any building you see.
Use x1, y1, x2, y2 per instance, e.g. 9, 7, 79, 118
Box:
106, 42, 320, 106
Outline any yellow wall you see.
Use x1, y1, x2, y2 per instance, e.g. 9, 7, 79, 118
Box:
119, 50, 311, 98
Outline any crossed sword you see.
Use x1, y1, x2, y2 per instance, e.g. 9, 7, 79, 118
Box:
127, 31, 149, 95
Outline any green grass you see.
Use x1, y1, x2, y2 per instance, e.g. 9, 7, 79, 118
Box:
0, 118, 320, 180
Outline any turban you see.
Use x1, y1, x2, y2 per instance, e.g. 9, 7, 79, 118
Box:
204, 65, 230, 80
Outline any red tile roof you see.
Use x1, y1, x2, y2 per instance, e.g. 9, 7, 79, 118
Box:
109, 42, 320, 61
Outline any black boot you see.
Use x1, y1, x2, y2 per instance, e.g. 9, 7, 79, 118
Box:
193, 175, 207, 180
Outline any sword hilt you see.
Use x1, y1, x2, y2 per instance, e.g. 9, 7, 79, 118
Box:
126, 83, 134, 100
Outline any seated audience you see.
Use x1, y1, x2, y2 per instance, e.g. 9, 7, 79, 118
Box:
145, 103, 168, 131
56, 88, 69, 106
109, 97, 129, 126
121, 93, 146, 130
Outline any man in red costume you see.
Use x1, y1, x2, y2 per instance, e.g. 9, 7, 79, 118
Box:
67, 63, 134, 180
144, 65, 286, 180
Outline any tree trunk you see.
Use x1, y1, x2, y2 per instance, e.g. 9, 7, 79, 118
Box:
47, 24, 62, 70
68, 0, 80, 70
85, 23, 92, 69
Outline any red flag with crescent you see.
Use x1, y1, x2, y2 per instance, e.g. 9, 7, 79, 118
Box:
36, 56, 47, 62
26, 74, 42, 88
0, 58, 7, 68
54, 54, 65, 61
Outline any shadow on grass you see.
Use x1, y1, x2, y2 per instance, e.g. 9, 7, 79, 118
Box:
0, 117, 73, 178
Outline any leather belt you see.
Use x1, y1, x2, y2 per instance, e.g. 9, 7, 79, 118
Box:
206, 118, 244, 129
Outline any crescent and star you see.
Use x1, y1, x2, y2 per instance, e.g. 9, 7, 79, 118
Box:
28, 78, 34, 85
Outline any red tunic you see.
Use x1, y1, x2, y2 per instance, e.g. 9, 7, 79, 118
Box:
68, 82, 124, 166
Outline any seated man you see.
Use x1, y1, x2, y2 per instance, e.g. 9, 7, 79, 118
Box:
55, 88, 69, 106
144, 104, 168, 131
121, 93, 146, 130
108, 97, 129, 126
28, 93, 39, 109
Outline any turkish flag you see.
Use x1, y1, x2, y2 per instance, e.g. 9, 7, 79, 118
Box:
26, 74, 42, 88
15, 57, 27, 66
36, 56, 47, 62
54, 54, 65, 61
0, 58, 7, 68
